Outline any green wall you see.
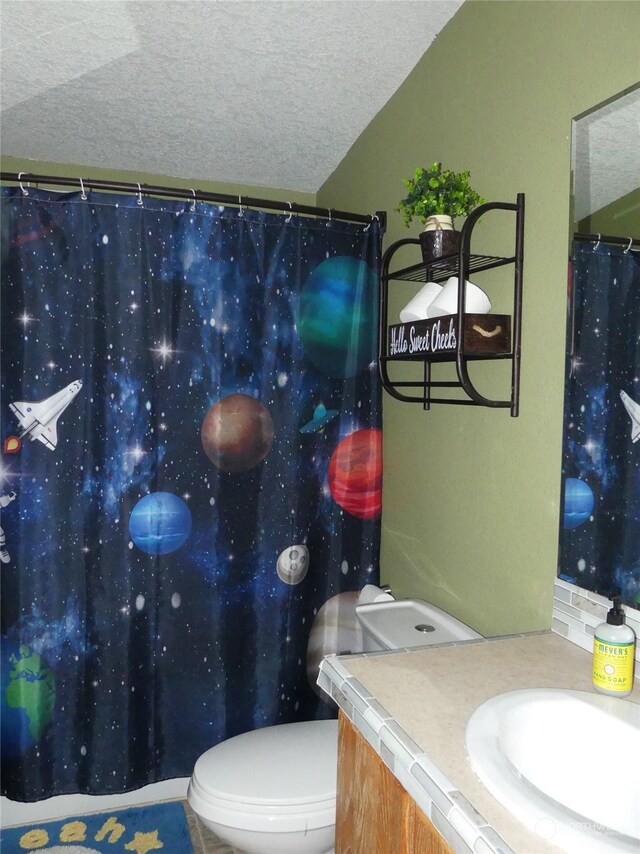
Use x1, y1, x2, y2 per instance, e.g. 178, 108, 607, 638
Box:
577, 187, 640, 240
317, 0, 640, 636
0, 156, 316, 208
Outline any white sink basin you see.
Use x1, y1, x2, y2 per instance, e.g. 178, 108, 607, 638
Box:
466, 688, 640, 853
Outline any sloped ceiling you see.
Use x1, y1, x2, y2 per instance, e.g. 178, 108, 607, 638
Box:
0, 0, 464, 192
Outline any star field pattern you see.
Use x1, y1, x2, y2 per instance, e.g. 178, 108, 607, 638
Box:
558, 242, 640, 608
0, 186, 382, 800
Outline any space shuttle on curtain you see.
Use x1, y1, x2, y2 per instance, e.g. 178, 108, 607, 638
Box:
9, 380, 83, 450
620, 390, 640, 443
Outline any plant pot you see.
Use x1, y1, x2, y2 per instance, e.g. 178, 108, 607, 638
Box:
419, 215, 460, 264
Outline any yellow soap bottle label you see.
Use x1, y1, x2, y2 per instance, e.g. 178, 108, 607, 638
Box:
592, 637, 634, 692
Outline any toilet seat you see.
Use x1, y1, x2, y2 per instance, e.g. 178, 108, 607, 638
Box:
188, 718, 338, 833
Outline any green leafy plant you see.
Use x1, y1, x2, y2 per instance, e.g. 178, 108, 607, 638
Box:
396, 163, 485, 227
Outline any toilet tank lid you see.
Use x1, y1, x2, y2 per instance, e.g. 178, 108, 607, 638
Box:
192, 719, 338, 807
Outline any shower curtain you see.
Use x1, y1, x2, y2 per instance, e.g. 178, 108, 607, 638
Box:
0, 186, 382, 800
558, 240, 640, 607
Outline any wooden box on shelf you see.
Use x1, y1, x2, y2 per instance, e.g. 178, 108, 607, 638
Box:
388, 313, 511, 360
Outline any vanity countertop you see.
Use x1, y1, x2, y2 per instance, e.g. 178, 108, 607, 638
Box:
319, 631, 639, 854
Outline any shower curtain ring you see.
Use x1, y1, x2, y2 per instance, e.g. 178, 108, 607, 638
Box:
238, 196, 244, 217
326, 208, 332, 227
624, 237, 633, 253
136, 183, 144, 206
189, 189, 197, 212
17, 172, 29, 196
363, 213, 379, 232
285, 202, 293, 223
594, 233, 601, 249
79, 177, 87, 200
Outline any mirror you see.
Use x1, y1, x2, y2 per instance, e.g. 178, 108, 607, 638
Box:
570, 83, 640, 239
558, 86, 640, 610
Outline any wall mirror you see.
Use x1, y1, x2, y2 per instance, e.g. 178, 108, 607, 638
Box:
558, 85, 640, 610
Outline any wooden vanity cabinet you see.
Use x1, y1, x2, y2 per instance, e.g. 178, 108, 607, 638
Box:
336, 712, 454, 854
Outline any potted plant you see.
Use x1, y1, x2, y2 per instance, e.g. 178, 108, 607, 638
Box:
396, 163, 485, 263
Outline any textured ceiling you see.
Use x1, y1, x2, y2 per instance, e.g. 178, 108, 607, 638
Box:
573, 86, 640, 221
1, 0, 463, 192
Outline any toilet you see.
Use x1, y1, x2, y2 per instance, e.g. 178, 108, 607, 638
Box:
188, 719, 337, 854
188, 597, 481, 853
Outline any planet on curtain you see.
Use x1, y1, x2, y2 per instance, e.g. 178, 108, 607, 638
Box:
558, 241, 640, 608
0, 186, 382, 800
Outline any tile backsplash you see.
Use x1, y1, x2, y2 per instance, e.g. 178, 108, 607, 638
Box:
553, 578, 640, 674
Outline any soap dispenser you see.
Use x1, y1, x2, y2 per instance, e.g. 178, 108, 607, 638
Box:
592, 595, 636, 697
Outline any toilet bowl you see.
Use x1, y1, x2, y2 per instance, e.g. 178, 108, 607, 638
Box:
188, 719, 337, 854
188, 597, 482, 853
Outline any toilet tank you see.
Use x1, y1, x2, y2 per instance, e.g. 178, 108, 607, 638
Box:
356, 598, 482, 651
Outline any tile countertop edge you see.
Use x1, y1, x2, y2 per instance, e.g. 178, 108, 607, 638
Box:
318, 631, 640, 854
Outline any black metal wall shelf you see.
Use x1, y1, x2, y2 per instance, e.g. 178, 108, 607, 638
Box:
378, 194, 525, 415
384, 252, 516, 285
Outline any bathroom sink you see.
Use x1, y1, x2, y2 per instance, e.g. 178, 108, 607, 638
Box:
465, 688, 640, 853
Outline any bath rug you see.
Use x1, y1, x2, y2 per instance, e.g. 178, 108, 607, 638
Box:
0, 800, 194, 854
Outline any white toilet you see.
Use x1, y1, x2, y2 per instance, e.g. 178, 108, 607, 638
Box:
187, 597, 481, 853
188, 718, 337, 854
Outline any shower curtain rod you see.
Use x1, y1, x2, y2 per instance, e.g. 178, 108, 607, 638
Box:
0, 171, 387, 231
574, 232, 639, 249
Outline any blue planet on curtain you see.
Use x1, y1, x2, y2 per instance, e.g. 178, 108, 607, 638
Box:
558, 242, 640, 606
129, 492, 192, 555
562, 477, 594, 529
298, 256, 378, 378
0, 187, 382, 801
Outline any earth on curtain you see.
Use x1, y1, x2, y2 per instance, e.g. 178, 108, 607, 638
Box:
0, 187, 382, 800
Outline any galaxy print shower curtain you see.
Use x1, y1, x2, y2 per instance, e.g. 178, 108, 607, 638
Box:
0, 186, 382, 800
558, 241, 640, 608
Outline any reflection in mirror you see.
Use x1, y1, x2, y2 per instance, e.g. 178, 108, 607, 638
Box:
570, 83, 640, 240
558, 86, 640, 610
